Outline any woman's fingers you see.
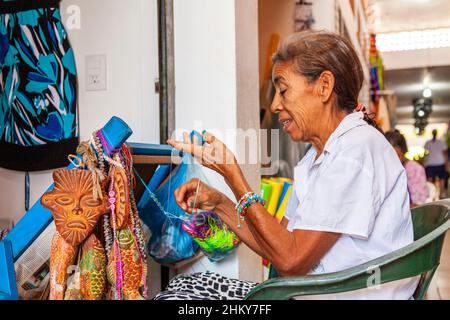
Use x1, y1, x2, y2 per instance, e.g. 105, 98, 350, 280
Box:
174, 179, 220, 213
174, 178, 200, 208
185, 187, 222, 213
183, 131, 190, 144
168, 131, 238, 176
167, 139, 203, 159
202, 131, 216, 144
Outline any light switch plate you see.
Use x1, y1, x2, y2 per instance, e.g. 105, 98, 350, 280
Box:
85, 54, 107, 91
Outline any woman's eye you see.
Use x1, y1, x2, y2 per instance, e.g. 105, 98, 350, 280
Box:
280, 89, 287, 96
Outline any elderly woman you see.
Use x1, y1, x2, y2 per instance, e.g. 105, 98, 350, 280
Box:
158, 31, 419, 300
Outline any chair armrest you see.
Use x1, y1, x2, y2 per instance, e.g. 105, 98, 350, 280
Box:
246, 263, 383, 300
246, 217, 450, 300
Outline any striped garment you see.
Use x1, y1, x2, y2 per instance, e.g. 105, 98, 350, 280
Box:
0, 0, 78, 171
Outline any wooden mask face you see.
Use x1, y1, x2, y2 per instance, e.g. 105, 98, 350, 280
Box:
42, 169, 109, 246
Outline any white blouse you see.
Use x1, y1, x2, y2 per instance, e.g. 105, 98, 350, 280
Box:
284, 112, 420, 300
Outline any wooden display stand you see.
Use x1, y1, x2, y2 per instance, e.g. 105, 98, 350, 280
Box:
0, 117, 196, 299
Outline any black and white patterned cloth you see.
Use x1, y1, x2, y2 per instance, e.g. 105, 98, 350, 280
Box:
154, 271, 258, 300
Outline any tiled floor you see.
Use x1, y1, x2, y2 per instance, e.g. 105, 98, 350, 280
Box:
427, 234, 450, 300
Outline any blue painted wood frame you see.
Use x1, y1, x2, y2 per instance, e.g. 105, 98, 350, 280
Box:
0, 240, 18, 299
127, 142, 181, 157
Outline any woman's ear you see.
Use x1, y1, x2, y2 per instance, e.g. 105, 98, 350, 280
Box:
316, 71, 335, 103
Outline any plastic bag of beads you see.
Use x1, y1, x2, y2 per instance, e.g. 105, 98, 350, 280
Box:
137, 151, 203, 263
182, 210, 240, 262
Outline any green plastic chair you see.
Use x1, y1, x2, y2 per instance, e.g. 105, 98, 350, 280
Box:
245, 200, 450, 300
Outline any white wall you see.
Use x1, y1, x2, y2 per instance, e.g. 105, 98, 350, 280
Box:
0, 0, 160, 223
172, 0, 240, 279
62, 0, 160, 143
312, 0, 336, 32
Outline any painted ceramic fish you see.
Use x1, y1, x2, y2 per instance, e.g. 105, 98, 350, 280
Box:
49, 232, 77, 300
80, 233, 107, 300
107, 228, 146, 300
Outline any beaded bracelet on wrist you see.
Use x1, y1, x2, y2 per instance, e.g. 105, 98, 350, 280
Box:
235, 192, 265, 228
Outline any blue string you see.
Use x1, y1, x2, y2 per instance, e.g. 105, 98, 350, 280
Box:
133, 166, 187, 223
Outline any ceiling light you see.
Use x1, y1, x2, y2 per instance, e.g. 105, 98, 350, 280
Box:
423, 88, 432, 98
417, 110, 425, 117
376, 28, 450, 52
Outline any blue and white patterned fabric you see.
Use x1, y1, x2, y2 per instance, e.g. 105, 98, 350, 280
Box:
0, 0, 78, 171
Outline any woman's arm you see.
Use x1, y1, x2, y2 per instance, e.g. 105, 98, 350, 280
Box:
215, 195, 268, 259
168, 133, 340, 276
173, 178, 268, 258
225, 170, 340, 276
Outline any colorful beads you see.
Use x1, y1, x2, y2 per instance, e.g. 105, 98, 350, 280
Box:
182, 210, 240, 262
235, 192, 265, 227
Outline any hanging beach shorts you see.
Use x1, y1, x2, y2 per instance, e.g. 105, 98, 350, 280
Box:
0, 0, 78, 171
153, 271, 258, 300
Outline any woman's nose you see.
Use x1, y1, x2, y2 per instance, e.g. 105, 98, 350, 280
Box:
270, 95, 283, 114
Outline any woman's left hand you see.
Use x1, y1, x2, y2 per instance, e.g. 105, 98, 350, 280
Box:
167, 131, 239, 179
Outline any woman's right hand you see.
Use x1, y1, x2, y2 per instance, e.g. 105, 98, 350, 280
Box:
174, 178, 226, 213
167, 132, 240, 181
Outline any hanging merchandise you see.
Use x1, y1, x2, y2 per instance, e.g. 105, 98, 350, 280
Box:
137, 152, 202, 264
42, 169, 110, 246
48, 231, 78, 300
41, 127, 148, 300
0, 0, 78, 171
293, 0, 314, 32
137, 132, 240, 264
182, 210, 240, 262
64, 268, 82, 300
79, 233, 107, 300
369, 34, 385, 119
106, 227, 146, 300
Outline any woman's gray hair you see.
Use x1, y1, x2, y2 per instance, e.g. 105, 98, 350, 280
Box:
273, 30, 380, 130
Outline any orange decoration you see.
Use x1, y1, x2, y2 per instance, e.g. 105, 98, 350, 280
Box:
49, 232, 77, 300
110, 167, 131, 230
42, 169, 109, 246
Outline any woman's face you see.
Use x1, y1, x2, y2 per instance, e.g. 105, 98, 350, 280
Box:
271, 60, 323, 142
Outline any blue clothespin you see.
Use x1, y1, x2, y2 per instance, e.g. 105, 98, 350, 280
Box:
189, 130, 205, 146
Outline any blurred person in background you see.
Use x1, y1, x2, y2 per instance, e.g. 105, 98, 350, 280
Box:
424, 129, 448, 198
386, 131, 429, 207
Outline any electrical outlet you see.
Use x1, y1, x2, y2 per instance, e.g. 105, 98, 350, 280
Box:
85, 55, 107, 91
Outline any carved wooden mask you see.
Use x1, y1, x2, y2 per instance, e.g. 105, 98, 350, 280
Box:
42, 169, 109, 246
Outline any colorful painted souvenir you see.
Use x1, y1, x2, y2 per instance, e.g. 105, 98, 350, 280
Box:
107, 228, 145, 300
110, 167, 131, 230
42, 169, 109, 246
64, 271, 82, 300
49, 232, 77, 300
80, 233, 107, 300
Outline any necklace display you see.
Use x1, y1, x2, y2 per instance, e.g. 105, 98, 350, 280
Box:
42, 129, 148, 300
